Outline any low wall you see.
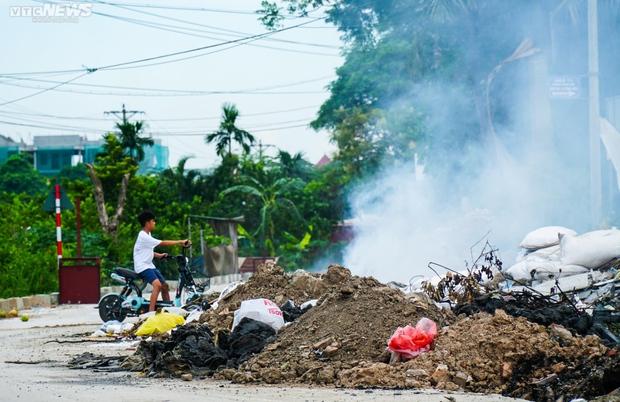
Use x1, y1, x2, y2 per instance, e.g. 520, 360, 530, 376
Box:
0, 273, 252, 311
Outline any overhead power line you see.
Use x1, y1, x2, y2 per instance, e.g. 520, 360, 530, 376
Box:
89, 1, 269, 16
0, 75, 333, 96
148, 124, 312, 136
0, 17, 325, 76
93, 0, 339, 50
0, 105, 320, 122
91, 12, 339, 57
0, 72, 91, 107
0, 80, 325, 97
0, 114, 314, 135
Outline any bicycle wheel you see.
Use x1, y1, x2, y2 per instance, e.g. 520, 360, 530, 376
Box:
98, 294, 127, 322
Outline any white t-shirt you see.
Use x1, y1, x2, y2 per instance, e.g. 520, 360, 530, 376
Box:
133, 230, 161, 273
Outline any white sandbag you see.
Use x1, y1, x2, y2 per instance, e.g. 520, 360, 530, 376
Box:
560, 230, 620, 269
532, 264, 589, 281
505, 259, 582, 282
505, 261, 535, 282
232, 298, 284, 332
519, 226, 577, 250
519, 245, 561, 263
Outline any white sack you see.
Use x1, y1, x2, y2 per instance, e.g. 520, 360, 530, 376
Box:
560, 230, 620, 269
532, 264, 589, 281
505, 260, 587, 282
232, 298, 284, 332
518, 245, 561, 263
519, 226, 577, 250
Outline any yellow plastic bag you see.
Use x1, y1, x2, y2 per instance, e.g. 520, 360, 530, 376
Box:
135, 311, 185, 336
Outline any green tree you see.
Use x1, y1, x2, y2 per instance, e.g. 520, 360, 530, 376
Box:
0, 154, 47, 196
277, 150, 313, 180
261, 0, 545, 176
115, 120, 154, 162
206, 103, 255, 157
0, 193, 56, 298
85, 134, 137, 237
220, 176, 304, 256
159, 156, 201, 203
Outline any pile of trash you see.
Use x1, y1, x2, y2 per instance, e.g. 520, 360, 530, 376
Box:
216, 270, 449, 385
338, 310, 618, 401
120, 264, 340, 377
199, 263, 328, 332
74, 246, 620, 400
122, 317, 276, 377
498, 226, 620, 344
504, 226, 619, 291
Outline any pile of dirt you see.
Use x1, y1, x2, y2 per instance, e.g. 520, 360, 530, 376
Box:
334, 311, 619, 401
199, 264, 338, 332
76, 261, 620, 400
218, 302, 619, 401
455, 293, 593, 336
215, 271, 451, 385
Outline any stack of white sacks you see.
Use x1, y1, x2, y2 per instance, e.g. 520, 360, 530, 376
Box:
505, 226, 620, 284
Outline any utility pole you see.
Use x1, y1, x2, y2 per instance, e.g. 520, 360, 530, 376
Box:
254, 140, 275, 160
104, 103, 144, 124
588, 0, 601, 226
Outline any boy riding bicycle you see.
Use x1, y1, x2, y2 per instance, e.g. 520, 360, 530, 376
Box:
134, 211, 190, 311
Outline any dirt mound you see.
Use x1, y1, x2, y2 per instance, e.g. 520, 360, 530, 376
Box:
340, 311, 619, 401
455, 293, 594, 336
199, 264, 336, 332
219, 302, 619, 401
216, 274, 450, 385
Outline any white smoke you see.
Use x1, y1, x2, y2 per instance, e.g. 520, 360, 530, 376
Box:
343, 82, 591, 283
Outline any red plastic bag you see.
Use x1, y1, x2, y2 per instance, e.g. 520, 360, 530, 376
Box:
387, 317, 438, 359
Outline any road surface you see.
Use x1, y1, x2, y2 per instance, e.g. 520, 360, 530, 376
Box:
0, 304, 526, 402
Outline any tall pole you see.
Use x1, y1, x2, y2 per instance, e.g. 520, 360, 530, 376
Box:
104, 104, 144, 124
187, 216, 192, 260
75, 197, 82, 258
54, 184, 63, 261
588, 0, 601, 226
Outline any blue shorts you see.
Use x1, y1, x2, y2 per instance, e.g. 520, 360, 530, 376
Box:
138, 268, 166, 285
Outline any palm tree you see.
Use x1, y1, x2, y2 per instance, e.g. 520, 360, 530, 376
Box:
220, 176, 304, 256
277, 150, 312, 179
206, 103, 255, 157
115, 120, 154, 163
160, 156, 201, 202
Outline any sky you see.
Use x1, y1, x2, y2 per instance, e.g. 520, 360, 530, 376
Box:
0, 0, 343, 169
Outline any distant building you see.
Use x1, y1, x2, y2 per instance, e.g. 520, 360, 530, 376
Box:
315, 154, 332, 167
0, 135, 23, 162
0, 134, 168, 175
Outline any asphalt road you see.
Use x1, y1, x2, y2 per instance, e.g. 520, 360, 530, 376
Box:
0, 304, 526, 402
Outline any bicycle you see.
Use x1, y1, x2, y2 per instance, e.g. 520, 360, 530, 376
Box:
98, 244, 210, 322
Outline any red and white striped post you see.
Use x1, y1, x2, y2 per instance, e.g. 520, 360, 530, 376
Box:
55, 184, 63, 260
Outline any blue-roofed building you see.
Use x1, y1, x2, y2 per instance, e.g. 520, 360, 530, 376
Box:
0, 134, 169, 175
0, 135, 22, 161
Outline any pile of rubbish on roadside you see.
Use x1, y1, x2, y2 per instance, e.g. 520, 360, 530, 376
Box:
70, 227, 620, 401
504, 226, 620, 292
0, 308, 29, 321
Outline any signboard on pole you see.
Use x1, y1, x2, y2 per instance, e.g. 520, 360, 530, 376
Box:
43, 185, 73, 212
549, 76, 583, 99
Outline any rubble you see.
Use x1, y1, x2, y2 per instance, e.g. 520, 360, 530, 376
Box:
68, 352, 126, 371
71, 253, 619, 401
330, 311, 619, 401
217, 270, 449, 385
199, 263, 329, 332
122, 317, 276, 377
